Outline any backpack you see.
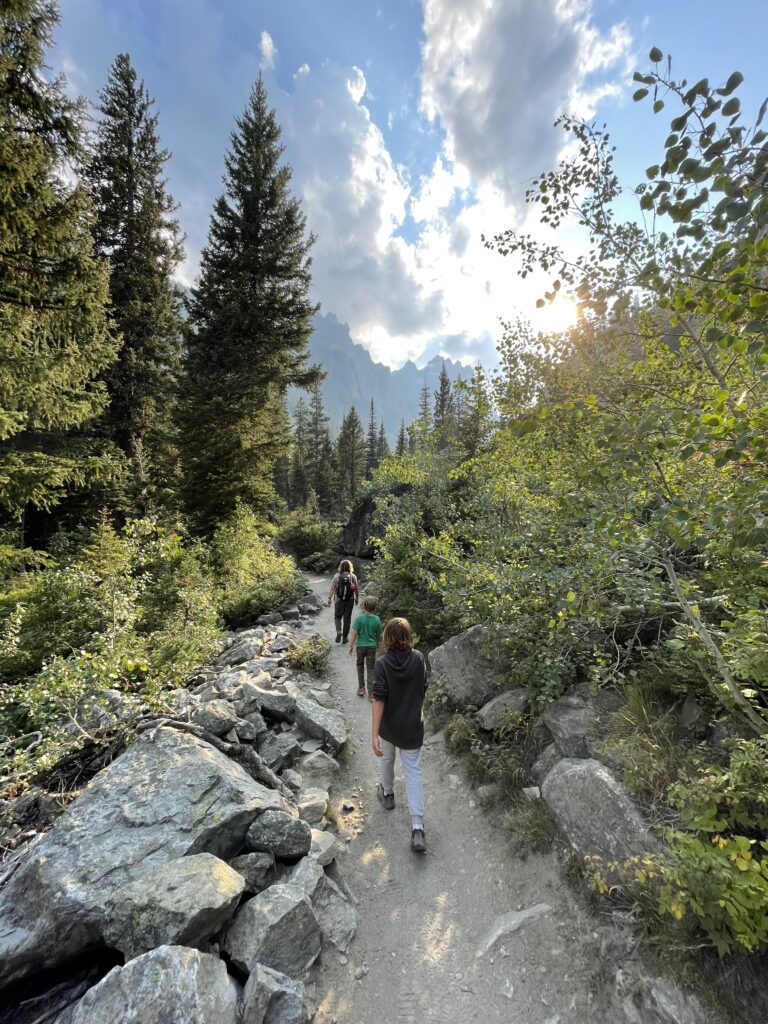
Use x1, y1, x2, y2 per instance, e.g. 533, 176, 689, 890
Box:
336, 572, 354, 602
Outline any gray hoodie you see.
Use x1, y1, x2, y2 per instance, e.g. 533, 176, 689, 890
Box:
372, 649, 427, 749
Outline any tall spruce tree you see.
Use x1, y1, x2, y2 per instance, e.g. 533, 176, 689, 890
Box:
87, 53, 184, 502
457, 364, 492, 458
433, 361, 455, 450
306, 381, 331, 501
290, 396, 310, 507
0, 0, 119, 542
365, 399, 378, 478
178, 76, 319, 532
377, 421, 389, 464
396, 420, 408, 456
335, 405, 366, 505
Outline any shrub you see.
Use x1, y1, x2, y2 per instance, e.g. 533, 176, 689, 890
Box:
504, 794, 558, 854
445, 711, 527, 795
289, 634, 331, 675
279, 503, 339, 560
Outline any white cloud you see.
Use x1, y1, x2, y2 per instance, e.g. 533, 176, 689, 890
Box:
260, 30, 277, 70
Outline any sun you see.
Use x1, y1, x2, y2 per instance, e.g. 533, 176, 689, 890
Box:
533, 296, 579, 334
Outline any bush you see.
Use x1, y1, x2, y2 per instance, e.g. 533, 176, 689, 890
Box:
504, 794, 557, 854
445, 711, 528, 795
289, 634, 331, 675
279, 503, 338, 560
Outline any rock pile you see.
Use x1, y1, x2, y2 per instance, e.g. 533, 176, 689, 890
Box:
0, 605, 354, 1024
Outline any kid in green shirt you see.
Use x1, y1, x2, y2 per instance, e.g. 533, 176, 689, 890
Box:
348, 596, 383, 698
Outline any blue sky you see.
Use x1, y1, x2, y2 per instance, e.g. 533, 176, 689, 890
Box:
52, 0, 768, 368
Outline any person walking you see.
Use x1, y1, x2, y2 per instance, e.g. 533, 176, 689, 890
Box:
371, 617, 428, 853
327, 559, 358, 643
348, 595, 383, 698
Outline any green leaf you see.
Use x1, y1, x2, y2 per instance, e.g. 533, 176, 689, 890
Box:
566, 591, 577, 603
633, 88, 649, 102
649, 46, 664, 63
722, 97, 740, 117
653, 100, 665, 113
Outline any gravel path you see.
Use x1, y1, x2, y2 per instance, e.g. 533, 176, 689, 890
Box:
306, 576, 606, 1024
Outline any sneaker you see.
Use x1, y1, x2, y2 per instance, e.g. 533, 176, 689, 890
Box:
357, 687, 366, 697
335, 632, 342, 643
376, 783, 395, 810
341, 635, 348, 643
410, 828, 426, 854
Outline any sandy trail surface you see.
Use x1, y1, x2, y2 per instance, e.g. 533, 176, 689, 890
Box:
306, 576, 605, 1024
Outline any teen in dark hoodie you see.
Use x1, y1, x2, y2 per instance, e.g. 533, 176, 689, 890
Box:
371, 617, 428, 853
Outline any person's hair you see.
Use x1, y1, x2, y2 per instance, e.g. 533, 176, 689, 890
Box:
363, 596, 377, 613
339, 559, 353, 574
383, 617, 413, 651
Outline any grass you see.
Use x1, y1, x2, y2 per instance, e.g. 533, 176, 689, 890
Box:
503, 793, 557, 855
288, 634, 331, 675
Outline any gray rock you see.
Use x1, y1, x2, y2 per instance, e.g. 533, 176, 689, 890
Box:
242, 657, 282, 677
236, 685, 296, 723
300, 738, 323, 754
223, 883, 321, 978
542, 695, 589, 758
259, 731, 302, 772
243, 710, 269, 742
281, 769, 303, 795
284, 857, 357, 952
247, 810, 312, 861
64, 945, 239, 1024
216, 638, 264, 668
103, 853, 245, 959
230, 852, 275, 893
428, 625, 504, 708
241, 964, 311, 1024
476, 903, 553, 957
299, 750, 340, 777
269, 635, 292, 653
608, 966, 706, 1024
293, 696, 347, 755
476, 689, 528, 731
298, 787, 329, 826
281, 606, 301, 621
308, 828, 343, 867
298, 602, 321, 616
299, 592, 322, 609
530, 742, 562, 785
308, 689, 336, 710
214, 669, 247, 695
0, 727, 290, 987
542, 758, 660, 865
475, 783, 500, 804
235, 717, 260, 743
257, 612, 283, 626
191, 699, 239, 736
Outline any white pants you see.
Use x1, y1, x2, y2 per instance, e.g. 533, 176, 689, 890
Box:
379, 739, 425, 830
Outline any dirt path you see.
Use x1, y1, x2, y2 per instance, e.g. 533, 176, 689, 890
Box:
306, 576, 605, 1024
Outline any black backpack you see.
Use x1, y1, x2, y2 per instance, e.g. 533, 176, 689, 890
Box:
336, 572, 353, 602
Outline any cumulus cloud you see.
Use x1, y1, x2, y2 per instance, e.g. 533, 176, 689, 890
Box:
419, 0, 632, 200
260, 30, 277, 69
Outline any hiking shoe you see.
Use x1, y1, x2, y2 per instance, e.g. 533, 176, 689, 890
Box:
335, 632, 342, 643
357, 687, 366, 697
410, 828, 426, 854
376, 783, 395, 810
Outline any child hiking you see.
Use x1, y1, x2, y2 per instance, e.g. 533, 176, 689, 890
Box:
348, 596, 383, 699
371, 617, 428, 854
326, 559, 358, 644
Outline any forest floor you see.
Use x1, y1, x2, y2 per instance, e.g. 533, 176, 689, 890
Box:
306, 576, 610, 1024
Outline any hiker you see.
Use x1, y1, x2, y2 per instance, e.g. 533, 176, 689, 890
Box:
327, 559, 358, 643
371, 617, 428, 854
348, 595, 383, 699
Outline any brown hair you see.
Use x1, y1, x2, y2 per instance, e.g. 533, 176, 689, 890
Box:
339, 559, 353, 574
363, 596, 377, 612
383, 617, 413, 651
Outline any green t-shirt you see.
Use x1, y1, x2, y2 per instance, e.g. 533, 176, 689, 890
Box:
352, 611, 382, 649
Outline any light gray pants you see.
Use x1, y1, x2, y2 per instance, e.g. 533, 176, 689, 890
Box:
379, 739, 425, 830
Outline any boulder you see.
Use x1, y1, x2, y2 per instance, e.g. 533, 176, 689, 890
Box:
223, 884, 322, 978
299, 750, 340, 777
308, 828, 343, 867
63, 945, 239, 1024
541, 758, 660, 864
542, 694, 589, 758
530, 743, 562, 786
230, 852, 275, 894
281, 606, 301, 621
298, 602, 321, 616
476, 689, 528, 731
281, 769, 303, 796
299, 592, 322, 609
341, 494, 378, 557
103, 853, 244, 958
284, 858, 357, 953
257, 613, 283, 626
259, 732, 302, 772
235, 717, 261, 743
241, 657, 282, 677
428, 625, 504, 708
236, 685, 296, 723
246, 810, 312, 862
0, 727, 290, 987
192, 699, 239, 737
216, 638, 264, 669
293, 696, 347, 755
269, 636, 292, 654
298, 788, 329, 827
240, 964, 312, 1024
607, 965, 707, 1024
242, 711, 269, 742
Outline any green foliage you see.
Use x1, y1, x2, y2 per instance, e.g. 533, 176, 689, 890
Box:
212, 504, 305, 627
288, 634, 331, 675
504, 794, 558, 854
445, 711, 527, 794
335, 405, 367, 505
278, 501, 338, 560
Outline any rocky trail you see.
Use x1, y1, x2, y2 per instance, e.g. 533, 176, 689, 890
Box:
308, 576, 604, 1024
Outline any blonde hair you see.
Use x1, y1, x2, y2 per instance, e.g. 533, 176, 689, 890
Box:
363, 596, 377, 612
383, 617, 413, 651
339, 559, 354, 574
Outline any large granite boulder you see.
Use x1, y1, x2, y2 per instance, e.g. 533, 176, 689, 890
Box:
606, 965, 707, 1024
192, 699, 239, 737
246, 810, 312, 862
241, 964, 312, 1024
530, 742, 562, 786
258, 732, 302, 772
293, 696, 347, 755
542, 694, 589, 758
0, 727, 291, 987
216, 637, 265, 669
236, 685, 296, 723
476, 689, 528, 731
428, 625, 505, 708
298, 788, 329, 827
285, 857, 357, 953
230, 852, 275, 894
541, 759, 660, 864
102, 853, 245, 959
223, 884, 322, 978
308, 828, 343, 867
63, 945, 240, 1024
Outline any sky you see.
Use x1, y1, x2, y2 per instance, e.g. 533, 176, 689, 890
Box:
51, 0, 768, 369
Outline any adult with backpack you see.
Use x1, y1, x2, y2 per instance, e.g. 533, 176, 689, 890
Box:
327, 559, 359, 643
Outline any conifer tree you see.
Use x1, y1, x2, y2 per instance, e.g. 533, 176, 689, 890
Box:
178, 76, 319, 532
87, 53, 184, 501
306, 381, 331, 503
433, 361, 455, 450
365, 399, 379, 478
457, 364, 492, 458
335, 406, 366, 505
290, 397, 309, 507
0, 0, 119, 541
377, 421, 390, 463
396, 420, 408, 456
418, 379, 431, 428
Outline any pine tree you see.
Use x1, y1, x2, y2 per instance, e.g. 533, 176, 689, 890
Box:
433, 361, 455, 451
418, 379, 431, 428
396, 420, 408, 456
178, 76, 319, 533
335, 406, 366, 506
457, 364, 492, 458
365, 399, 378, 478
377, 421, 390, 463
290, 397, 309, 507
87, 53, 184, 502
306, 381, 331, 504
0, 0, 119, 541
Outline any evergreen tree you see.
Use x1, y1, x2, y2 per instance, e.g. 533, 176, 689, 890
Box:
433, 361, 455, 450
418, 378, 431, 428
377, 421, 390, 463
335, 406, 366, 505
290, 397, 309, 507
178, 76, 319, 533
306, 381, 332, 505
396, 420, 408, 456
456, 364, 492, 458
0, 0, 119, 541
87, 53, 184, 503
365, 398, 378, 478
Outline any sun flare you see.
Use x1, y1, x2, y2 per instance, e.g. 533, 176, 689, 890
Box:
533, 296, 579, 335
